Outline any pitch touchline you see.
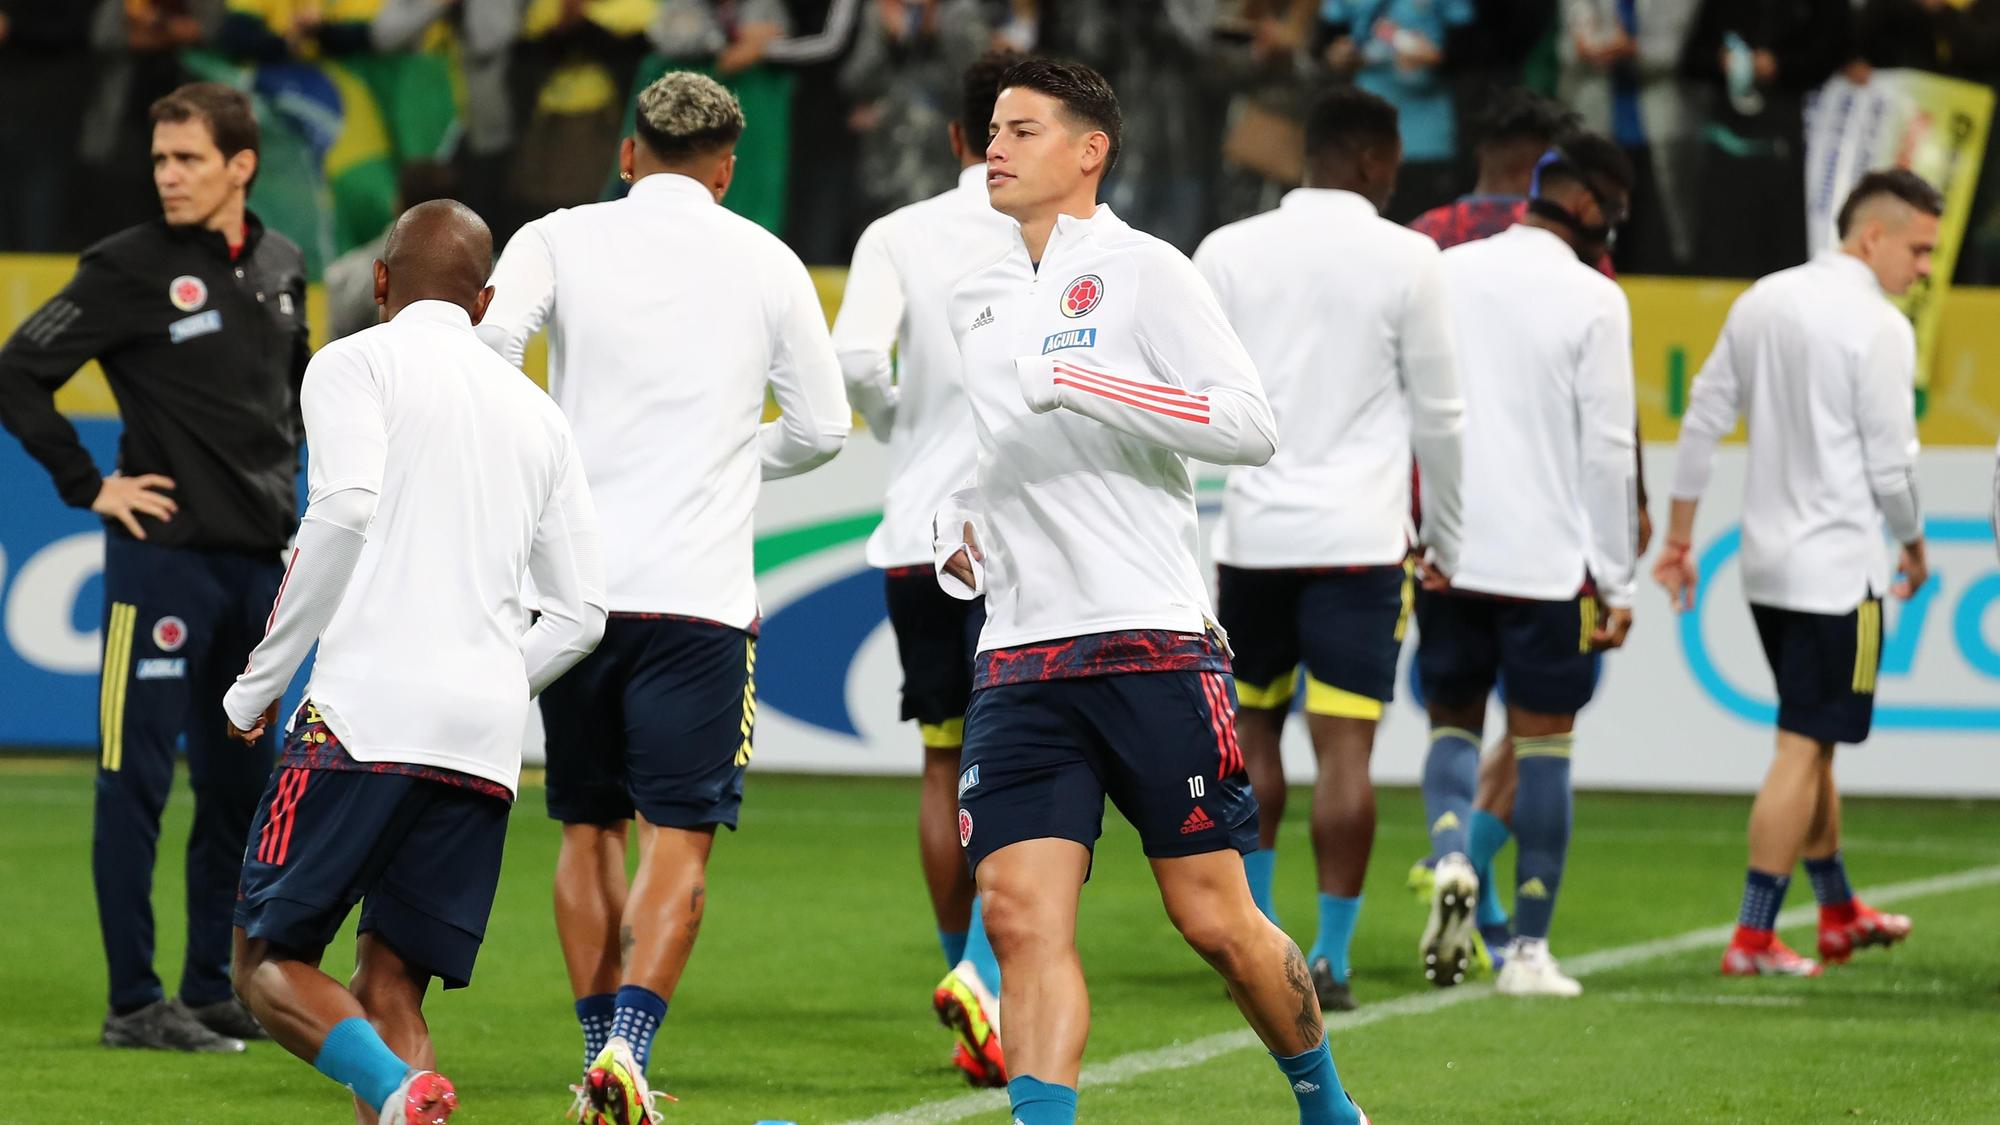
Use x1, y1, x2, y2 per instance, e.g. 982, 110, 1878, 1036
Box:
836, 863, 2000, 1125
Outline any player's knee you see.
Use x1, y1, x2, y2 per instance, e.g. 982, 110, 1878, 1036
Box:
973, 884, 1060, 961
1174, 910, 1259, 977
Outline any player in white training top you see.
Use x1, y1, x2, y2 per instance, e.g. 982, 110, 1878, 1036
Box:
935, 57, 1368, 1125
477, 72, 850, 1123
829, 50, 1017, 1088
1198, 86, 1465, 1017
222, 201, 607, 1125
1658, 170, 1936, 979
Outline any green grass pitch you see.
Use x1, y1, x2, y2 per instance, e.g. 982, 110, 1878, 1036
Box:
2, 757, 1997, 1123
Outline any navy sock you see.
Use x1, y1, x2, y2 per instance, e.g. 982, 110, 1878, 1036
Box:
1271, 1040, 1360, 1125
1421, 727, 1480, 859
938, 929, 969, 969
1305, 894, 1361, 984
1804, 853, 1854, 909
609, 985, 668, 1072
575, 992, 616, 1073
962, 897, 1002, 993
1467, 809, 1512, 928
1738, 869, 1790, 934
1007, 1075, 1078, 1124
1244, 848, 1280, 926
1510, 736, 1573, 941
314, 1016, 410, 1113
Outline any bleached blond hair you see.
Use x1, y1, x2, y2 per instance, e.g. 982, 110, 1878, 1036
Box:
635, 72, 746, 162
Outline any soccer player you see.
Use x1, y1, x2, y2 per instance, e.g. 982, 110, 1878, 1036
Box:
0, 82, 307, 1052
1656, 169, 1936, 977
830, 51, 1017, 1087
478, 72, 850, 1121
221, 200, 608, 1125
1415, 131, 1638, 998
939, 58, 1367, 1125
1196, 87, 1465, 1014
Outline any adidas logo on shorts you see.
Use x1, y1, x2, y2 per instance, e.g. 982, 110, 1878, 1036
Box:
1180, 806, 1215, 835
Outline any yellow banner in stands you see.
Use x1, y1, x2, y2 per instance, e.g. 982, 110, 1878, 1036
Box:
2, 256, 1995, 447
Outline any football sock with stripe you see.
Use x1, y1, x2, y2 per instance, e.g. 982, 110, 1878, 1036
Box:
1736, 869, 1789, 943
1421, 727, 1480, 859
1468, 809, 1513, 928
962, 897, 1002, 993
1510, 735, 1574, 941
1306, 894, 1361, 984
314, 1016, 411, 1113
1244, 848, 1280, 926
1805, 852, 1856, 922
1007, 1075, 1078, 1124
609, 985, 668, 1072
938, 929, 969, 969
1272, 1039, 1361, 1125
575, 993, 615, 1076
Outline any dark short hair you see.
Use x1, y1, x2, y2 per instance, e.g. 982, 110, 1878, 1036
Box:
149, 83, 260, 166
634, 71, 746, 164
1537, 130, 1635, 198
1474, 88, 1577, 151
1836, 168, 1944, 237
998, 57, 1123, 176
961, 51, 1018, 152
1304, 85, 1400, 166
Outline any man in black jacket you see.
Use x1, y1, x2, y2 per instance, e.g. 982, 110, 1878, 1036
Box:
0, 81, 308, 1053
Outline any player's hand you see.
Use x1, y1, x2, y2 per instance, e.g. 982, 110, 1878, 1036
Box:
1414, 552, 1451, 592
1589, 604, 1633, 651
228, 699, 279, 745
1892, 540, 1929, 599
942, 521, 982, 588
92, 472, 178, 540
1652, 540, 1698, 612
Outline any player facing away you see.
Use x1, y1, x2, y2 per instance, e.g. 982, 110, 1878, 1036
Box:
1196, 87, 1465, 1014
830, 51, 1018, 1087
1415, 132, 1639, 998
937, 57, 1367, 1125
478, 72, 850, 1122
1656, 170, 1937, 977
221, 200, 609, 1125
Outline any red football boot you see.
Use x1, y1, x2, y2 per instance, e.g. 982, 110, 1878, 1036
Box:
1721, 929, 1822, 977
1818, 901, 1912, 964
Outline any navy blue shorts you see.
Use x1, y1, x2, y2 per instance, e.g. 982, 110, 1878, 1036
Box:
883, 566, 985, 747
234, 764, 509, 990
539, 613, 756, 829
1416, 588, 1603, 716
1751, 600, 1881, 745
1216, 563, 1411, 718
957, 670, 1258, 873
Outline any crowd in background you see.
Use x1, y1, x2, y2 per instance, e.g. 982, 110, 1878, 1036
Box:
2, 0, 1998, 282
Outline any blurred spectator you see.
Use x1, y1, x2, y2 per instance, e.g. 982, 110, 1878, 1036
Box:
1559, 0, 1701, 273
507, 0, 662, 217
323, 159, 457, 339
1320, 0, 1475, 222
1210, 1, 1316, 233
74, 1, 223, 243
840, 0, 991, 216
0, 1, 100, 250
1681, 0, 1852, 278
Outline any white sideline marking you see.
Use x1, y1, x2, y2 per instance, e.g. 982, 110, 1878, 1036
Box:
836, 864, 2000, 1125
1602, 991, 1808, 1008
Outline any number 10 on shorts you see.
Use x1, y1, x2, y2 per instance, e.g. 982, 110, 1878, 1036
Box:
1187, 775, 1205, 798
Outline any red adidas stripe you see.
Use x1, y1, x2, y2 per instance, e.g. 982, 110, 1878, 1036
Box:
1198, 672, 1233, 777
1055, 378, 1213, 424
1050, 362, 1209, 409
1050, 361, 1208, 403
272, 769, 308, 866
257, 768, 298, 863
1212, 672, 1243, 774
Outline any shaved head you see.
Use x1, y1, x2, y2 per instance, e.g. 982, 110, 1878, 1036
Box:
375, 199, 495, 322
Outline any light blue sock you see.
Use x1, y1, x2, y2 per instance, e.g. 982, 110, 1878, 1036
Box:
1305, 894, 1362, 984
939, 929, 969, 969
575, 992, 616, 1074
1421, 727, 1480, 858
1244, 848, 1280, 926
962, 897, 1002, 993
1007, 1075, 1078, 1124
1271, 1040, 1360, 1125
1511, 737, 1574, 941
1467, 810, 1512, 928
314, 1016, 410, 1113
609, 985, 668, 1072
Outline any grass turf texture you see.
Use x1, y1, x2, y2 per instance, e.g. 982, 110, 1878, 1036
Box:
1, 758, 1996, 1123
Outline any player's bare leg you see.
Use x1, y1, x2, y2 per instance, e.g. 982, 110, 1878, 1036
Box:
974, 838, 1090, 1088
348, 935, 435, 1125
1724, 732, 1831, 976
1237, 705, 1289, 926
920, 746, 976, 934
622, 822, 715, 1003
1494, 707, 1580, 996
555, 823, 630, 999
1801, 750, 1911, 962
1302, 714, 1373, 1009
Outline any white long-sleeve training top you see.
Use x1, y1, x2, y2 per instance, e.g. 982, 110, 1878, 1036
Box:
939, 204, 1278, 650
831, 163, 1015, 569
478, 172, 851, 627
1442, 224, 1638, 607
1196, 188, 1466, 571
1671, 250, 1922, 613
223, 301, 608, 795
